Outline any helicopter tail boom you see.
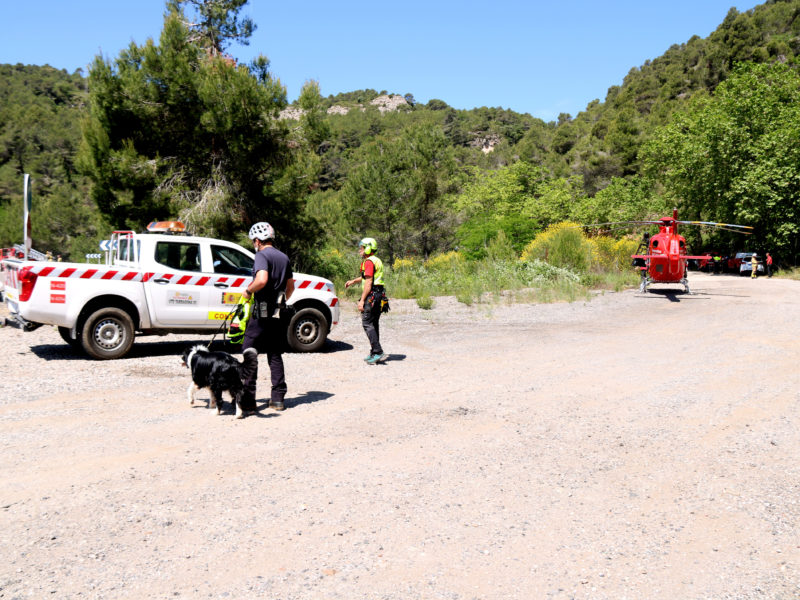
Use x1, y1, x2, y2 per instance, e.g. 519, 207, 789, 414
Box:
631, 255, 711, 260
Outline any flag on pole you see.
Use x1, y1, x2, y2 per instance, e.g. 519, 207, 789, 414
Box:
23, 174, 32, 260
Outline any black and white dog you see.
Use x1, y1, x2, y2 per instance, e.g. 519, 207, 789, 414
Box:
181, 345, 258, 418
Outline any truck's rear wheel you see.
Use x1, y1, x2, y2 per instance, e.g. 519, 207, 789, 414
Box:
81, 308, 135, 360
286, 307, 328, 352
58, 326, 82, 350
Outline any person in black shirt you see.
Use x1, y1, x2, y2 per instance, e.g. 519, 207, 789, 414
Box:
240, 222, 295, 411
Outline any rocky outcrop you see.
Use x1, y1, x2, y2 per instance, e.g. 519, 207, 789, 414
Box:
370, 94, 409, 113
278, 95, 409, 120
469, 133, 501, 154
326, 105, 350, 116
279, 106, 306, 121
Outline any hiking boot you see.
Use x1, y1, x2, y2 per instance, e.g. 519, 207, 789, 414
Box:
270, 400, 285, 411
367, 353, 387, 365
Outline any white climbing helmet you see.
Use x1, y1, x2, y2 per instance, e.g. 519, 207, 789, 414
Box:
248, 222, 275, 241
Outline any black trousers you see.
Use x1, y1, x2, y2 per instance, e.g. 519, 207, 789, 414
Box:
241, 317, 286, 408
361, 294, 383, 355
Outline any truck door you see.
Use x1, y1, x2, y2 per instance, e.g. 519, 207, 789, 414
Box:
145, 241, 215, 326
206, 243, 253, 325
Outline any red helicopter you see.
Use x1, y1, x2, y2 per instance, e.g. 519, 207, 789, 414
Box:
589, 209, 753, 293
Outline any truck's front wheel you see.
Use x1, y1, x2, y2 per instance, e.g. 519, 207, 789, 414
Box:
286, 307, 329, 352
81, 308, 135, 360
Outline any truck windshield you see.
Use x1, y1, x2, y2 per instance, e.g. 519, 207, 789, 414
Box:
211, 245, 253, 275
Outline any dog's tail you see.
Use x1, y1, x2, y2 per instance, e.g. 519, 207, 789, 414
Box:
241, 347, 258, 371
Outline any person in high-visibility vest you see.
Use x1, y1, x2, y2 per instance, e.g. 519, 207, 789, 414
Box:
713, 254, 722, 274
750, 253, 759, 279
345, 237, 388, 365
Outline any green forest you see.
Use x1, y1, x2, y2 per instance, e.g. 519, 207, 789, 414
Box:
1, 0, 799, 284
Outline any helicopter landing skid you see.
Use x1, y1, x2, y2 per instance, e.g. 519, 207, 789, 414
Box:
638, 277, 692, 294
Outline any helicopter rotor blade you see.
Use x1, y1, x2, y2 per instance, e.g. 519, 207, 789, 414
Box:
676, 220, 754, 230
712, 226, 753, 235
582, 225, 660, 234
579, 221, 661, 228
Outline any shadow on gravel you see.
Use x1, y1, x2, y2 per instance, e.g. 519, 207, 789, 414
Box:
318, 339, 354, 353
188, 403, 280, 420
689, 290, 751, 298
636, 290, 709, 302
28, 344, 86, 361
30, 339, 211, 361
287, 390, 335, 408
30, 337, 354, 361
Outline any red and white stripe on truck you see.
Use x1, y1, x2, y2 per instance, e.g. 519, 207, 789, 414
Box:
13, 264, 338, 311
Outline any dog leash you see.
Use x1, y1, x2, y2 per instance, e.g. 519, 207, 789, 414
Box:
205, 305, 242, 349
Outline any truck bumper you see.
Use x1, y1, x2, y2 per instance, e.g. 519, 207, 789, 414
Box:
3, 312, 42, 331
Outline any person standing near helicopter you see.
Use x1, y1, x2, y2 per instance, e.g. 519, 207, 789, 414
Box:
345, 237, 388, 365
751, 253, 760, 279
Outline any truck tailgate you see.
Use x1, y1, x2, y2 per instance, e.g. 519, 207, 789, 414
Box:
1, 259, 21, 315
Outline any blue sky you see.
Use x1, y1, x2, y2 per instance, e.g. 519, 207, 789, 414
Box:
2, 0, 761, 121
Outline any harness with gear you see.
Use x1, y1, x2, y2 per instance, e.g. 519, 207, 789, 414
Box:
361, 255, 390, 313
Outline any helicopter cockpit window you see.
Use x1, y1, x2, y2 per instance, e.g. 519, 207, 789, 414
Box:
652, 240, 659, 248
679, 240, 685, 248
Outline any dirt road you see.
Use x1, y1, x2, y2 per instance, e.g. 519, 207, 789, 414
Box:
1, 272, 798, 599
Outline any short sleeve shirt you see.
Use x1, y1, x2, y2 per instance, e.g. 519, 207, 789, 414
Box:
361, 259, 375, 279
253, 246, 293, 305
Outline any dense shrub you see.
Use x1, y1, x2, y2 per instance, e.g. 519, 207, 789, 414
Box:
590, 236, 639, 271
520, 222, 593, 272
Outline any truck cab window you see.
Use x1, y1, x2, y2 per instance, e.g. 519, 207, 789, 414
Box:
155, 242, 201, 272
211, 245, 253, 275
117, 238, 140, 262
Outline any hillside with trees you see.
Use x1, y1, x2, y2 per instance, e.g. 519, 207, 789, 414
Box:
0, 0, 798, 268
0, 64, 105, 258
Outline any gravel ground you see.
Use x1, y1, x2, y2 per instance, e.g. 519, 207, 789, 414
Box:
0, 272, 798, 599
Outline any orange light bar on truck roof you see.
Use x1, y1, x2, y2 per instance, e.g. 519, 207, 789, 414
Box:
146, 220, 186, 233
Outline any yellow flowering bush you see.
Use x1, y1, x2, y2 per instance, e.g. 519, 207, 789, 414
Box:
590, 236, 638, 271
392, 256, 417, 270
520, 222, 592, 271
424, 251, 465, 270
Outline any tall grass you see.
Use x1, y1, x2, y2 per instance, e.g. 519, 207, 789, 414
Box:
383, 252, 590, 307
330, 222, 641, 306
776, 266, 800, 280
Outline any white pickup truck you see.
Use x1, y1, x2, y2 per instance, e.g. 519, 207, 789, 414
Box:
2, 228, 340, 359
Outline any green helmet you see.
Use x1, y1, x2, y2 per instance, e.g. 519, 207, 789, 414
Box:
359, 237, 377, 255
